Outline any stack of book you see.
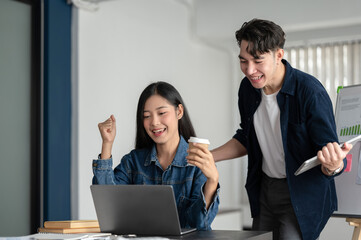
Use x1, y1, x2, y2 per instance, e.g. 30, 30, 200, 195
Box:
38, 220, 100, 234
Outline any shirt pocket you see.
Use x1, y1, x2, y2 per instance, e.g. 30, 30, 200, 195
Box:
177, 192, 192, 228
131, 171, 158, 184
287, 98, 307, 148
173, 183, 191, 210
287, 121, 313, 164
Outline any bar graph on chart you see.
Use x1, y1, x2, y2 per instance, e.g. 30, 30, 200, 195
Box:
340, 124, 361, 137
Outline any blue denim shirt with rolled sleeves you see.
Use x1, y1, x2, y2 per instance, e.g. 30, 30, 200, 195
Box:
233, 59, 347, 240
92, 136, 220, 230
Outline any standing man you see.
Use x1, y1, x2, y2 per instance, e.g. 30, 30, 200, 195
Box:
211, 19, 352, 240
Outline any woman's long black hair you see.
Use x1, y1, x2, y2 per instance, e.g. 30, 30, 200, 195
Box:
135, 81, 196, 149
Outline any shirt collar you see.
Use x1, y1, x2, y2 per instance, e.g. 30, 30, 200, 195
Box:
144, 135, 189, 167
279, 59, 296, 96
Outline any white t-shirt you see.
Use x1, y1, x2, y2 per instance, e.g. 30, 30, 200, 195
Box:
254, 89, 286, 178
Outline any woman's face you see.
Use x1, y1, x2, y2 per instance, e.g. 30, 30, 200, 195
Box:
143, 94, 183, 146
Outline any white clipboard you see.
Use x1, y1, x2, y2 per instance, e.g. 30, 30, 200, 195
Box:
294, 135, 361, 176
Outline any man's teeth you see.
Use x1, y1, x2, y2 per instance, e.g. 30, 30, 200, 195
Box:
251, 76, 262, 80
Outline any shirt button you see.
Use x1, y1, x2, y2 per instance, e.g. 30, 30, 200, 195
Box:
93, 163, 98, 167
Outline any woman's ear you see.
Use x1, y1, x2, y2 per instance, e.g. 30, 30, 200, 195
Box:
177, 104, 184, 120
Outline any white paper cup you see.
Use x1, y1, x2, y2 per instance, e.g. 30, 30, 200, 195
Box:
187, 137, 210, 166
188, 137, 211, 145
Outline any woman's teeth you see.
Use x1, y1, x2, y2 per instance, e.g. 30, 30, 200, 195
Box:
153, 129, 165, 136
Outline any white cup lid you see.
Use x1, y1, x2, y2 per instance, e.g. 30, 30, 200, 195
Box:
188, 137, 210, 144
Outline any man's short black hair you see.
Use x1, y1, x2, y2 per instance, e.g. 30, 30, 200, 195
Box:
235, 18, 285, 58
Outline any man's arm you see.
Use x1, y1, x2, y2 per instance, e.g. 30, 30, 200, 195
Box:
211, 138, 247, 162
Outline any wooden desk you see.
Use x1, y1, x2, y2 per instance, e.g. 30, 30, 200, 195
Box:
163, 230, 272, 239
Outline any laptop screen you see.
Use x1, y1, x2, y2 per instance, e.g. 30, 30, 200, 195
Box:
90, 185, 196, 236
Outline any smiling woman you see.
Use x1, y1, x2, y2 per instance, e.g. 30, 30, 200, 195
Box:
92, 81, 220, 230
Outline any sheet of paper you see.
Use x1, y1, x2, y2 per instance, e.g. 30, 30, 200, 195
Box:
0, 233, 111, 240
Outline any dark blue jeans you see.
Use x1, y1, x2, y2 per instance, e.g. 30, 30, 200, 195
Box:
252, 173, 303, 240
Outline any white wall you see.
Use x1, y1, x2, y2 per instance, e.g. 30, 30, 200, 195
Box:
194, 0, 361, 40
74, 0, 360, 238
76, 0, 241, 223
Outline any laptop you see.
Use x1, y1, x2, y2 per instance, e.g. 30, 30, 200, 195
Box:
90, 185, 197, 236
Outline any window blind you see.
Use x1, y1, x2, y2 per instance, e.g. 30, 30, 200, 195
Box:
285, 40, 361, 107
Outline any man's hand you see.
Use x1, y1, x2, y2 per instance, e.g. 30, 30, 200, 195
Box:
318, 142, 352, 175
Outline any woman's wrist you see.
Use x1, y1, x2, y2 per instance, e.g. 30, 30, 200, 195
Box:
205, 177, 219, 188
100, 142, 113, 159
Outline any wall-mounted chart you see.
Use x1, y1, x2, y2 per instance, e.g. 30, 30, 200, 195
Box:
334, 84, 361, 217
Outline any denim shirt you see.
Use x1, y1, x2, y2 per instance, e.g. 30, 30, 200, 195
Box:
233, 59, 347, 240
92, 136, 220, 230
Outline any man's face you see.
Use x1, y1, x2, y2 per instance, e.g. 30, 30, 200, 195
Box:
238, 40, 283, 92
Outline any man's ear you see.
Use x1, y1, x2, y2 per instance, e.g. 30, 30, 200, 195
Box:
177, 104, 184, 120
276, 48, 284, 63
